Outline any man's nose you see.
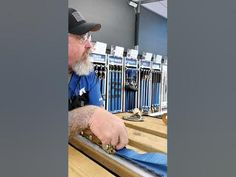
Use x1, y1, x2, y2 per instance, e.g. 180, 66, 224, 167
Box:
85, 40, 93, 48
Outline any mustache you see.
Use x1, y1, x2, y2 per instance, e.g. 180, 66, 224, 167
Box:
82, 49, 92, 60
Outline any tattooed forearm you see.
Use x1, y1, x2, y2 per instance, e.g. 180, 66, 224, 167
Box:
68, 105, 99, 139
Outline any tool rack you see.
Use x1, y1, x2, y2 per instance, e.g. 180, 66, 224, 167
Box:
148, 59, 162, 116
138, 58, 152, 114
90, 42, 167, 116
106, 46, 124, 113
160, 58, 168, 113
123, 49, 139, 112
90, 53, 107, 107
90, 42, 108, 107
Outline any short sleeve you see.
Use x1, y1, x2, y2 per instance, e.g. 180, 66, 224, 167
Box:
88, 72, 104, 107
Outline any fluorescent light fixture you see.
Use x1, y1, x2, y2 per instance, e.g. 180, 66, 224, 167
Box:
129, 1, 138, 8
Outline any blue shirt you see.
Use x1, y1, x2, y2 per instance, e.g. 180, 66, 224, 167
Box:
68, 71, 103, 107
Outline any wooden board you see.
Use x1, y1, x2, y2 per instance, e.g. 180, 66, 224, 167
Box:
69, 145, 115, 177
115, 112, 167, 138
126, 145, 145, 154
70, 138, 145, 177
127, 128, 167, 153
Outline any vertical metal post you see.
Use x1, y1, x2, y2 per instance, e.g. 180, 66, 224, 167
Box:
134, 0, 141, 50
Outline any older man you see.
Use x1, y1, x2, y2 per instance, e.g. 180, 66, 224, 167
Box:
68, 8, 128, 150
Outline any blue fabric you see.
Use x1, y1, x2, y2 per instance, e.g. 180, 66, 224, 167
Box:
116, 148, 167, 177
68, 72, 103, 107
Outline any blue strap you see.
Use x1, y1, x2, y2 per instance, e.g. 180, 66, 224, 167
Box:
116, 148, 167, 177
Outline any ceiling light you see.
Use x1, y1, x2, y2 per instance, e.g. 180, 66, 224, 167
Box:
129, 1, 138, 8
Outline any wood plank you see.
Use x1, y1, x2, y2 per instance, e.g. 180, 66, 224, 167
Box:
127, 128, 167, 154
68, 145, 115, 177
115, 112, 167, 138
126, 145, 145, 154
70, 137, 146, 177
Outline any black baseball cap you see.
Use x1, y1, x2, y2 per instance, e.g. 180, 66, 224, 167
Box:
69, 8, 101, 35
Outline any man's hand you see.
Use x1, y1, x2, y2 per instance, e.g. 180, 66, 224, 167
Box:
89, 108, 128, 150
68, 106, 128, 150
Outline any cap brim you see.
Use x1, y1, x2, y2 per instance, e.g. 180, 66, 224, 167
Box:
70, 22, 101, 35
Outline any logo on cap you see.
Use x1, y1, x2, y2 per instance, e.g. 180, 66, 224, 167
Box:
72, 11, 84, 22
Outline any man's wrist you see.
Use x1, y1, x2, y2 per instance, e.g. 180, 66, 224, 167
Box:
68, 105, 99, 138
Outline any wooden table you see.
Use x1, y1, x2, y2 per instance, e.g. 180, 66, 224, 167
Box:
69, 145, 115, 177
117, 112, 167, 138
69, 112, 167, 177
116, 112, 167, 153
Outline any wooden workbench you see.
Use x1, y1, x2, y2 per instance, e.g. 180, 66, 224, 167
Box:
68, 145, 115, 177
115, 112, 167, 154
69, 112, 167, 177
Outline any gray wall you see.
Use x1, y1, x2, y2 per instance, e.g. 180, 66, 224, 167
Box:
68, 0, 167, 56
139, 6, 167, 56
69, 0, 136, 50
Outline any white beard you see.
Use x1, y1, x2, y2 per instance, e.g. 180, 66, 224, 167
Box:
73, 56, 94, 76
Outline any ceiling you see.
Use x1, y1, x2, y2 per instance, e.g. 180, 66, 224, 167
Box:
141, 0, 167, 19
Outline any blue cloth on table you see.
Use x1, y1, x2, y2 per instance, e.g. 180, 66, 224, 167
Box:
116, 148, 167, 177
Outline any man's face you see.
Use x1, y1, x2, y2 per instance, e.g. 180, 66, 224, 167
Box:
68, 33, 92, 70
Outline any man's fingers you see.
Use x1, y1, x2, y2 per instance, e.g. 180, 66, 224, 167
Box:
115, 127, 129, 150
110, 132, 119, 147
100, 138, 111, 146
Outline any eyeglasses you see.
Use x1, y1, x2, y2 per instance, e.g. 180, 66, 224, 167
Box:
79, 32, 92, 44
